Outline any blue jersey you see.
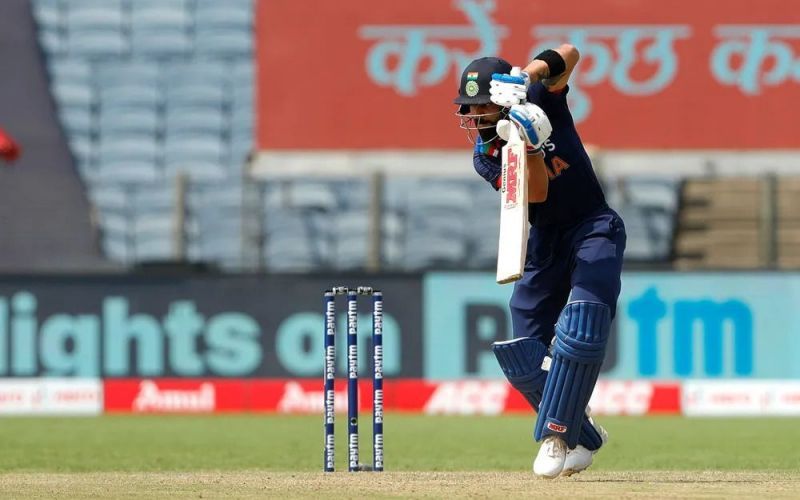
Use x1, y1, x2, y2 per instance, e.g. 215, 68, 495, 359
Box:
472, 83, 607, 228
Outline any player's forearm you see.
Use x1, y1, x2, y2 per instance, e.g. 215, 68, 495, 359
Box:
523, 44, 580, 89
527, 152, 548, 202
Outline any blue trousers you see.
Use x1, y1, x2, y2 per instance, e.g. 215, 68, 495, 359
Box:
510, 207, 626, 344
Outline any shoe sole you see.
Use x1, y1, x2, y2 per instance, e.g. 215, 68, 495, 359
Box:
560, 467, 583, 477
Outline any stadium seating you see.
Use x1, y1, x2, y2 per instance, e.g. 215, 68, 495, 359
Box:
35, 0, 254, 266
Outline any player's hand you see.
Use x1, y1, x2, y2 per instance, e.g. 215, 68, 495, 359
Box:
508, 103, 552, 150
490, 70, 529, 107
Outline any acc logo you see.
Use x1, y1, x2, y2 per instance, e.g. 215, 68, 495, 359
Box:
546, 421, 567, 433
465, 80, 479, 97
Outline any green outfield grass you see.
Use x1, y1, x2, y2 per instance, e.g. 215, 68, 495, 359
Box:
0, 414, 798, 472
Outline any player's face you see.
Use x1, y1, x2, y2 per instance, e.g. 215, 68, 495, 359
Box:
456, 102, 503, 144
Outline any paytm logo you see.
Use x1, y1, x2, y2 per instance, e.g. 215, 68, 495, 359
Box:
628, 287, 753, 377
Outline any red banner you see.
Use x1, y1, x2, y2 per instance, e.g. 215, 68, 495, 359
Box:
104, 379, 248, 413
256, 0, 800, 149
103, 378, 681, 415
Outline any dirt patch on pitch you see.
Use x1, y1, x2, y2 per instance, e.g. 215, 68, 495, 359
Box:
0, 471, 797, 499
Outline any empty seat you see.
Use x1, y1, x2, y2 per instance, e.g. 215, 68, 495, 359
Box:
230, 115, 253, 143
263, 209, 324, 270
624, 178, 679, 212
330, 211, 369, 269
33, 0, 63, 30
40, 28, 66, 55
131, 30, 192, 56
411, 180, 473, 212
624, 235, 657, 260
132, 186, 176, 212
404, 233, 468, 269
134, 237, 175, 261
188, 183, 243, 207
165, 83, 226, 109
102, 232, 132, 262
90, 182, 129, 211
97, 137, 160, 181
66, 0, 124, 28
98, 211, 131, 234
96, 61, 160, 89
60, 106, 94, 135
164, 62, 227, 88
264, 236, 318, 271
291, 181, 340, 211
165, 107, 225, 135
99, 109, 159, 136
49, 59, 92, 84
164, 135, 226, 180
130, 4, 191, 57
52, 81, 93, 107
68, 135, 94, 167
229, 137, 252, 166
66, 0, 127, 57
99, 84, 161, 108
188, 235, 242, 263
383, 178, 417, 211
195, 28, 251, 56
68, 28, 127, 56
131, 4, 190, 30
195, 1, 252, 30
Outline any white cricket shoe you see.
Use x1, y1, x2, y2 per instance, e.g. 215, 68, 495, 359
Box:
533, 436, 567, 479
561, 421, 609, 477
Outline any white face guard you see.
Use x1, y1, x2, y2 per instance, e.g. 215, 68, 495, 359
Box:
455, 108, 503, 145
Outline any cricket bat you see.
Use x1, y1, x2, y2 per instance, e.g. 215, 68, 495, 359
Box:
496, 119, 528, 284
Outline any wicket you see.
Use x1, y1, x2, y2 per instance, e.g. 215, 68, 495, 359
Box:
323, 286, 384, 472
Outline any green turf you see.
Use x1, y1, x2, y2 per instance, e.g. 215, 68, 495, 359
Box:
0, 415, 797, 472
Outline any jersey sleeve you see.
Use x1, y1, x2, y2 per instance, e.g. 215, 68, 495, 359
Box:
527, 82, 571, 125
473, 138, 502, 190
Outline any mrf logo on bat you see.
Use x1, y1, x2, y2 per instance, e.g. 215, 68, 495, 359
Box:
502, 149, 519, 208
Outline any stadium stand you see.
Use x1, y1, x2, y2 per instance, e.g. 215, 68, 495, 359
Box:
605, 176, 679, 263
33, 0, 254, 268
256, 174, 679, 271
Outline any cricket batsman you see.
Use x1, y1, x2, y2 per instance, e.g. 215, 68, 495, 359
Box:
454, 45, 626, 478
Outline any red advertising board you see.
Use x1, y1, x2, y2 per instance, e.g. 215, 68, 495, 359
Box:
257, 0, 800, 149
103, 379, 680, 415
104, 379, 249, 413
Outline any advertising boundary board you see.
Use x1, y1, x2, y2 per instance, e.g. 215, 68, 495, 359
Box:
257, 0, 800, 149
0, 271, 799, 381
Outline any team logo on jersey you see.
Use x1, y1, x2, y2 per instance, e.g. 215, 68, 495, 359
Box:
465, 80, 479, 97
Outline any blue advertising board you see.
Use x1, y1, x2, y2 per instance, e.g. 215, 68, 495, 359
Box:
424, 272, 800, 380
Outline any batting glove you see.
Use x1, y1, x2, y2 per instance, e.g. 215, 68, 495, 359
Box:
489, 71, 529, 108
508, 103, 552, 150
